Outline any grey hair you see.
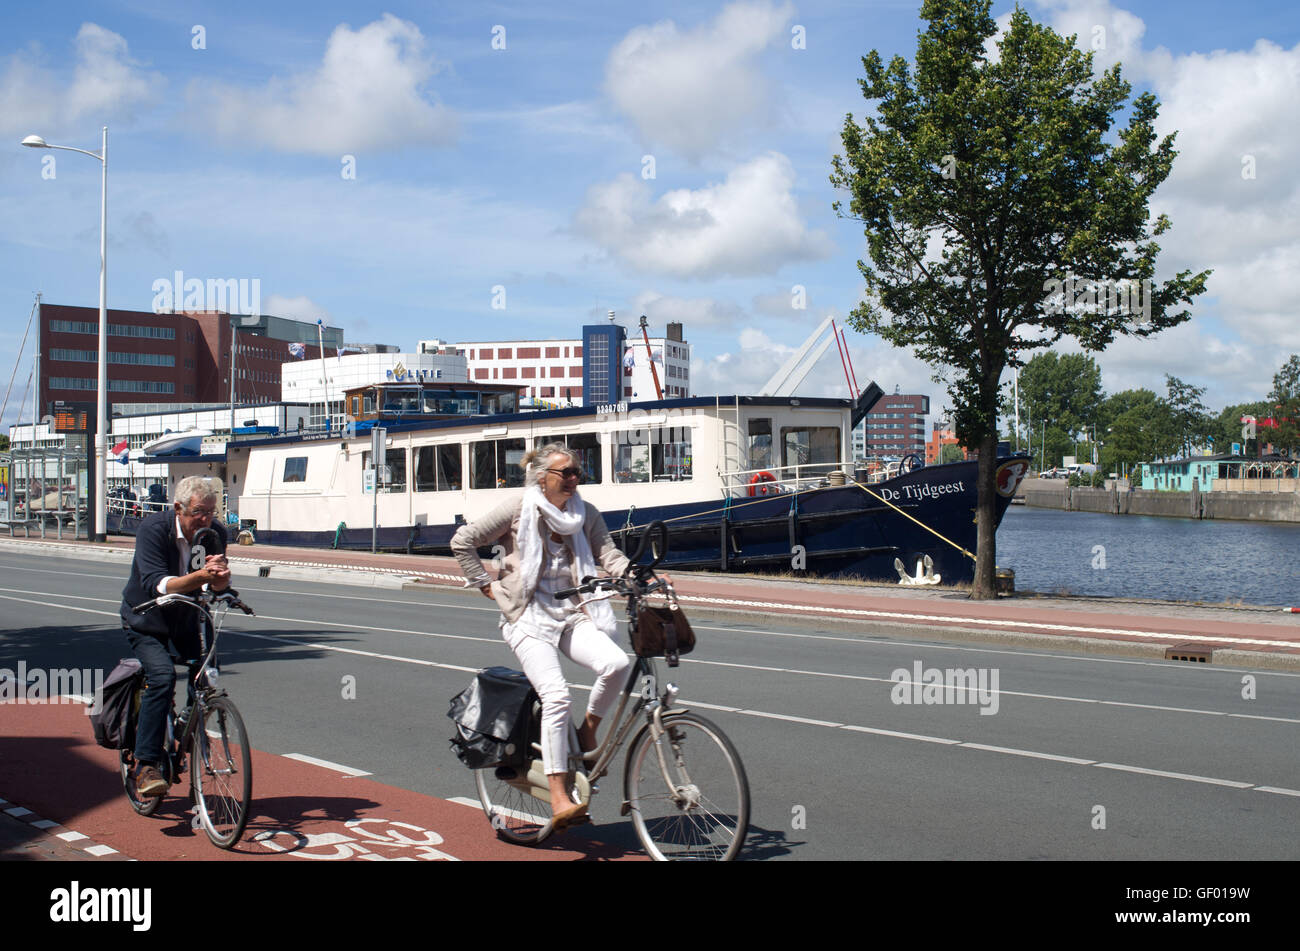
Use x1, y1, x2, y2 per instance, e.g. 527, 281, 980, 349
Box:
521, 442, 578, 486
174, 475, 219, 508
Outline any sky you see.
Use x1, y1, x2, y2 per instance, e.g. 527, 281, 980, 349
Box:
1, 0, 1298, 433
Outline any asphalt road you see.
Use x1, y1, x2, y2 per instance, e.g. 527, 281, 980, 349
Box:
1, 550, 1297, 861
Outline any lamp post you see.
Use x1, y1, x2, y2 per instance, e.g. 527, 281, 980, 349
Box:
22, 128, 109, 541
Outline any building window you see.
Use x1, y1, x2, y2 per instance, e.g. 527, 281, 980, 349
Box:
497, 348, 512, 359
545, 347, 560, 359
522, 367, 536, 378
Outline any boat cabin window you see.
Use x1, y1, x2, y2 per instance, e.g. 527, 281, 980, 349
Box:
472, 438, 527, 489
481, 392, 518, 415
415, 444, 463, 492
282, 457, 308, 483
362, 448, 407, 492
422, 391, 478, 415
747, 418, 772, 470
363, 395, 374, 414
613, 427, 692, 483
533, 433, 602, 484
780, 426, 840, 475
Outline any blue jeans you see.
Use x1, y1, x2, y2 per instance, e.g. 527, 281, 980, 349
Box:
124, 625, 202, 767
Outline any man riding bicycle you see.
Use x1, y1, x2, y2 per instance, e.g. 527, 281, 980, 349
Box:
119, 475, 229, 797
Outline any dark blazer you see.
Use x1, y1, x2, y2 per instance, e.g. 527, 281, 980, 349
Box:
120, 511, 227, 639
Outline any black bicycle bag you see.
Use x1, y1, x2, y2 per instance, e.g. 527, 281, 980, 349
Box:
447, 667, 537, 770
90, 658, 144, 750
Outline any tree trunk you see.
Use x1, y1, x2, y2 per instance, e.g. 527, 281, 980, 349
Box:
970, 428, 998, 599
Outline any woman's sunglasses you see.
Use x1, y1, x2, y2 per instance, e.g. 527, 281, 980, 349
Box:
546, 467, 583, 480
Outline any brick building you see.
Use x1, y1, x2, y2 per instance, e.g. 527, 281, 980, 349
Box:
36, 303, 342, 418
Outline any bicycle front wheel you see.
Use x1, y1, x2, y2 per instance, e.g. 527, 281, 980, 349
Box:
625, 712, 749, 861
190, 696, 252, 849
475, 763, 551, 845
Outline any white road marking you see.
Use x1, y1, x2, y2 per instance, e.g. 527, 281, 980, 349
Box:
1093, 763, 1254, 788
1254, 786, 1300, 798
83, 844, 118, 857
839, 725, 961, 745
737, 710, 842, 728
56, 831, 88, 842
958, 743, 1096, 765
30, 819, 59, 829
282, 753, 373, 777
448, 796, 483, 809
3, 806, 32, 818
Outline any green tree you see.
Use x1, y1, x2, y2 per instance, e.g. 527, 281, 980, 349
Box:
1208, 401, 1269, 456
1016, 351, 1103, 444
830, 0, 1210, 597
1267, 354, 1300, 456
1163, 375, 1211, 459
939, 442, 965, 464
0, 433, 8, 452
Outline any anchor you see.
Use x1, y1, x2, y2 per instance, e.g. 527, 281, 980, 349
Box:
894, 554, 941, 585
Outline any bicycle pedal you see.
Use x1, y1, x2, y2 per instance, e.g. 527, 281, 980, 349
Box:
494, 766, 518, 780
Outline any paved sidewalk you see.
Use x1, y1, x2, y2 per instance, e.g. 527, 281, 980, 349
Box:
2, 532, 1297, 667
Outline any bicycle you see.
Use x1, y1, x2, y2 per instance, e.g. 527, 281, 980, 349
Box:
120, 584, 256, 849
473, 521, 750, 861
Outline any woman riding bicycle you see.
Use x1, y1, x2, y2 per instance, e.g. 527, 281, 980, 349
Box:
451, 443, 630, 829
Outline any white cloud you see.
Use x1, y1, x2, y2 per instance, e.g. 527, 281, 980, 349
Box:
605, 0, 794, 161
264, 294, 332, 324
189, 14, 457, 154
574, 152, 832, 278
631, 291, 746, 328
0, 24, 164, 136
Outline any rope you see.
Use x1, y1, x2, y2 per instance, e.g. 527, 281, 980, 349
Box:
849, 480, 975, 562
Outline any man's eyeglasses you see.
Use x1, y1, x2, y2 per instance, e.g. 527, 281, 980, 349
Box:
185, 507, 216, 518
545, 467, 583, 480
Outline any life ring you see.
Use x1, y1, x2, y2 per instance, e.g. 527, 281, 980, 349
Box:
748, 471, 777, 496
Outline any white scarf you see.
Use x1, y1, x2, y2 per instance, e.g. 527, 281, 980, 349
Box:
517, 485, 617, 632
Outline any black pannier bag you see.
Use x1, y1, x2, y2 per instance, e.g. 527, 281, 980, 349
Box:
447, 666, 537, 770
89, 658, 144, 750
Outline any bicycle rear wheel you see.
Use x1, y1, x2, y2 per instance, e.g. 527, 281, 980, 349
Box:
475, 762, 552, 845
190, 696, 252, 848
625, 712, 749, 861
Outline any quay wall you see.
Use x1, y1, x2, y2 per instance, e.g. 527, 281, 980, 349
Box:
1019, 479, 1300, 523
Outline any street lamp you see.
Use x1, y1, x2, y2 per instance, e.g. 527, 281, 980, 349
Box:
22, 128, 109, 542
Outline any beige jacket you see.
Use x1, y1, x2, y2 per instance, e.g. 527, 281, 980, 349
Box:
450, 494, 631, 624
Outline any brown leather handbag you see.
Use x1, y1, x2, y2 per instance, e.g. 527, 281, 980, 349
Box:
631, 590, 694, 666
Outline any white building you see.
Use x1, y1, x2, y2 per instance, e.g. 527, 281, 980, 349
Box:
281, 346, 469, 430
448, 325, 691, 407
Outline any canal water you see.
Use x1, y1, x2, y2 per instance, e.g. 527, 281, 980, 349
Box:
995, 505, 1300, 606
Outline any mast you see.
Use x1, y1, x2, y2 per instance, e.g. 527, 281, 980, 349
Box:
638, 315, 663, 400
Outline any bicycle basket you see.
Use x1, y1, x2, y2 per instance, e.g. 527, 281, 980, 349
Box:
89, 658, 144, 750
446, 667, 537, 770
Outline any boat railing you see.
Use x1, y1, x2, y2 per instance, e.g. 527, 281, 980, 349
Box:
720, 458, 919, 497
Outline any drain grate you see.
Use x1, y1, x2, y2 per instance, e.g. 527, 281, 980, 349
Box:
1165, 643, 1212, 663
258, 565, 271, 577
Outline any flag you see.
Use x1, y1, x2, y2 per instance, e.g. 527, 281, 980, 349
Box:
623, 348, 636, 369
289, 342, 307, 359
110, 438, 129, 465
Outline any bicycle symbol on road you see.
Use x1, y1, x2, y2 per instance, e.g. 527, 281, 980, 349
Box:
253, 818, 460, 861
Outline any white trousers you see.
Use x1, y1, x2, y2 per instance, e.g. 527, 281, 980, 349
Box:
506, 614, 631, 774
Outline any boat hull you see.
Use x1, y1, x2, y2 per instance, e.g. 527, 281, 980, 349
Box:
240, 457, 1027, 585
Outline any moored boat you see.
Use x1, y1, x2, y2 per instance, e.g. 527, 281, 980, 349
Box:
210, 393, 1028, 583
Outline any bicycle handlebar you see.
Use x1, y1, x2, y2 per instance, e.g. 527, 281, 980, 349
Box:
132, 588, 255, 617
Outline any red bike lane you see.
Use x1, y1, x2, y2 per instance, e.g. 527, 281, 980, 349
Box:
0, 700, 642, 862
